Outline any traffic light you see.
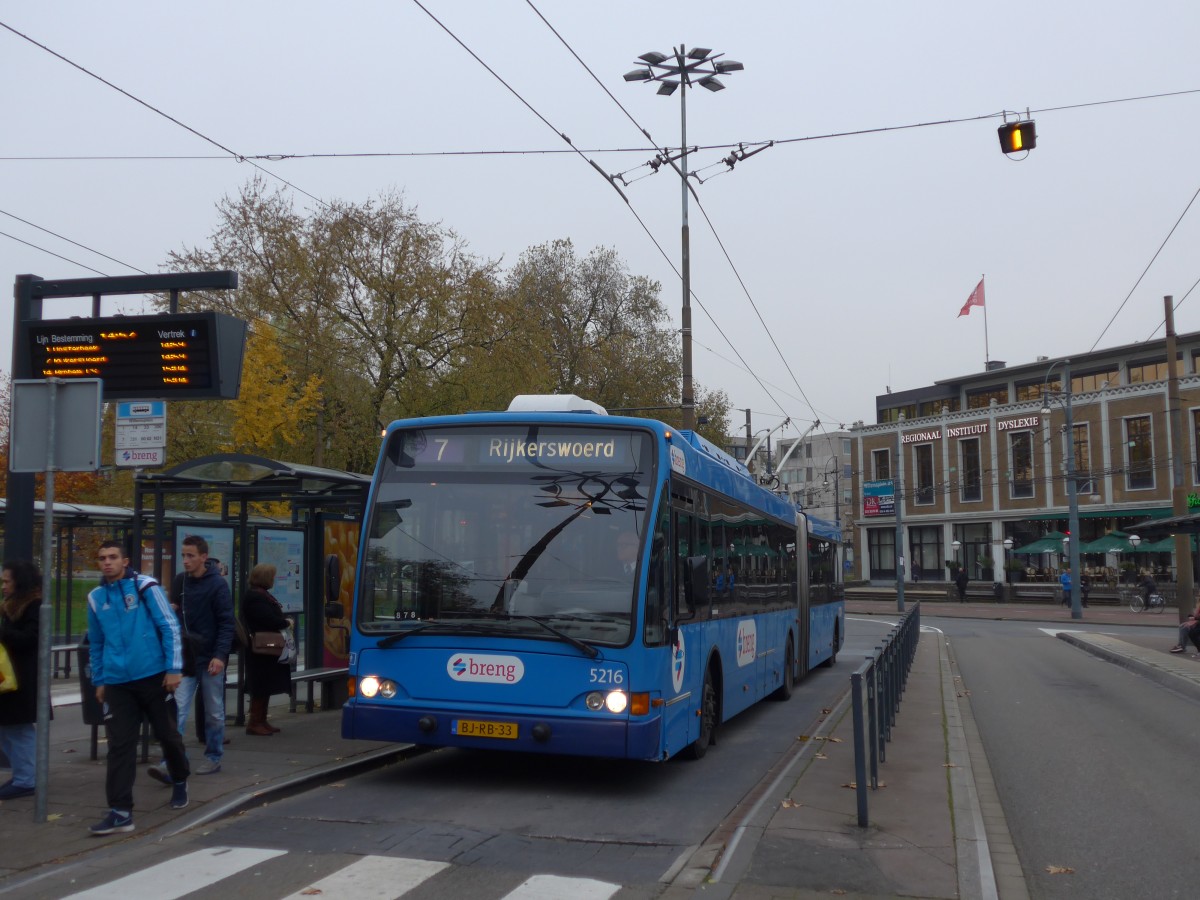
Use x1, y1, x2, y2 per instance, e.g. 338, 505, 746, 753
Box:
997, 120, 1037, 154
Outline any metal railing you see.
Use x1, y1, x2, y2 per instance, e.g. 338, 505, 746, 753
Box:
850, 602, 921, 826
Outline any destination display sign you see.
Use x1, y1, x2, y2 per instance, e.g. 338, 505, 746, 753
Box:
24, 311, 247, 400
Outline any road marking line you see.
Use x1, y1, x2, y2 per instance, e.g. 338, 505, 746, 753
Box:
283, 855, 449, 899
63, 847, 286, 899
502, 874, 620, 900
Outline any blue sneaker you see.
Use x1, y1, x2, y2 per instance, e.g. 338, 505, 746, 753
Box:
89, 810, 135, 835
170, 780, 189, 810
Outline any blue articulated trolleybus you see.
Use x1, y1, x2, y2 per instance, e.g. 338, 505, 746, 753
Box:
339, 395, 844, 761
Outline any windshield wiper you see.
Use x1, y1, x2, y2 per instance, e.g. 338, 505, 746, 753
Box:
508, 614, 599, 658
377, 621, 442, 648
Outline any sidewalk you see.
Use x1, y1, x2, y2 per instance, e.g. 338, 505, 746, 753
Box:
0, 693, 406, 885
1, 599, 1194, 898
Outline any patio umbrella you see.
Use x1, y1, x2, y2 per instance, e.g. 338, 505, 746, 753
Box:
1012, 531, 1068, 555
1079, 531, 1134, 554
1130, 536, 1179, 553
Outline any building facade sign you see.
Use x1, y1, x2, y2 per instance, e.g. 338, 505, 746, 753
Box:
863, 479, 895, 517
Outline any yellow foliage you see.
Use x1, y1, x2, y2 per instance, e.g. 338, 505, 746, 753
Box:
228, 324, 323, 456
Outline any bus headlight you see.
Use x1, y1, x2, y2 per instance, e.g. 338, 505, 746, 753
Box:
585, 691, 604, 711
605, 690, 628, 714
379, 680, 397, 699
359, 676, 381, 698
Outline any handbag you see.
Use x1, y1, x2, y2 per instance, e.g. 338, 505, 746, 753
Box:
251, 631, 285, 657
0, 643, 17, 694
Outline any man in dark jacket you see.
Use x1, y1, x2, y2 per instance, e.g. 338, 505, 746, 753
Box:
169, 535, 235, 775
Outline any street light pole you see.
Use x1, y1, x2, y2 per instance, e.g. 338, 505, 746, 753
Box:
1042, 359, 1082, 619
624, 47, 743, 431
823, 457, 842, 572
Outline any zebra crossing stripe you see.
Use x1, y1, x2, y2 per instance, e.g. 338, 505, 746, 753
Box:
62, 847, 287, 899
502, 873, 620, 900
282, 856, 450, 899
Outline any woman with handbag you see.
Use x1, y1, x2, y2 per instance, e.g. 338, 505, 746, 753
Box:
0, 560, 43, 799
241, 564, 292, 736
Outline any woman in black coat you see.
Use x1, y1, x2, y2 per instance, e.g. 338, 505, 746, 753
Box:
241, 564, 293, 735
0, 560, 42, 798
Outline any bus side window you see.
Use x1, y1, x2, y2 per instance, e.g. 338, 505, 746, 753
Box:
644, 528, 669, 645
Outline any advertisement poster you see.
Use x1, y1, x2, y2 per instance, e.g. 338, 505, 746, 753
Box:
863, 480, 895, 518
322, 519, 360, 667
256, 529, 305, 613
174, 526, 235, 590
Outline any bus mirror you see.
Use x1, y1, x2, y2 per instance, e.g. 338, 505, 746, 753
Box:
325, 601, 344, 619
324, 554, 340, 604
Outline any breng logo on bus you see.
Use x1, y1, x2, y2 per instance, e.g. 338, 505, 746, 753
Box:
447, 653, 525, 684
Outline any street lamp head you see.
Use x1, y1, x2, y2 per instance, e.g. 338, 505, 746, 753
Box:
656, 80, 680, 96
686, 47, 712, 59
1004, 538, 1014, 550
1129, 533, 1142, 548
952, 540, 961, 549
638, 50, 669, 65
623, 68, 653, 82
698, 75, 725, 92
1040, 402, 1052, 415
714, 59, 744, 73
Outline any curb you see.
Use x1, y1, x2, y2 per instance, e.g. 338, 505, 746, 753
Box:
163, 744, 416, 837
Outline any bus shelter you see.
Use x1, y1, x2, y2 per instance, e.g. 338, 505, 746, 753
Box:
133, 453, 370, 671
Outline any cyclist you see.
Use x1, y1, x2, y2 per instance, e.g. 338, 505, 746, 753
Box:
1140, 572, 1158, 611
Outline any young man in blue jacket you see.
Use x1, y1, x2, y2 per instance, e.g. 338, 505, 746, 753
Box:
86, 540, 190, 835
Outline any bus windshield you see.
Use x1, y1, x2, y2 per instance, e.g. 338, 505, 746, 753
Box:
358, 424, 654, 646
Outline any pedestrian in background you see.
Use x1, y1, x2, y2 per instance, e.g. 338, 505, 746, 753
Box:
954, 567, 968, 602
241, 564, 292, 736
1059, 568, 1072, 607
0, 560, 43, 800
911, 558, 922, 583
170, 536, 234, 775
86, 540, 189, 835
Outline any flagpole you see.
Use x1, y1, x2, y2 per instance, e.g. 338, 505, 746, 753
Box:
981, 274, 989, 367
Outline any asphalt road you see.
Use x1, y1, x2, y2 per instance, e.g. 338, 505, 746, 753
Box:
943, 617, 1198, 899
13, 622, 898, 900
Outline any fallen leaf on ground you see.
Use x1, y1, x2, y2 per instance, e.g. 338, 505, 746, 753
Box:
300, 890, 323, 896
61, 748, 76, 754
797, 735, 810, 742
780, 798, 799, 808
825, 736, 843, 743
821, 707, 832, 714
815, 752, 828, 760
841, 782, 857, 789
944, 763, 959, 768
47, 813, 62, 821
1045, 865, 1075, 875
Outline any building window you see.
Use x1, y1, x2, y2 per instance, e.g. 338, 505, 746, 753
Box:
1072, 369, 1118, 394
879, 405, 916, 424
1192, 409, 1200, 483
867, 528, 896, 580
842, 438, 852, 456
1125, 416, 1154, 490
805, 467, 813, 482
1016, 377, 1060, 402
908, 525, 942, 578
1128, 360, 1168, 384
913, 444, 934, 505
960, 438, 982, 502
1073, 423, 1094, 494
805, 443, 812, 458
967, 387, 1008, 409
872, 448, 890, 480
1010, 431, 1034, 498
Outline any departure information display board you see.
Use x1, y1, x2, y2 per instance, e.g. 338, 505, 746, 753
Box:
24, 311, 247, 400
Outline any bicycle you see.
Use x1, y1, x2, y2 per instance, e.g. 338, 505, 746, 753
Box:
1127, 588, 1167, 613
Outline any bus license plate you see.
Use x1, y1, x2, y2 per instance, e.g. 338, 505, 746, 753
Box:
455, 719, 518, 740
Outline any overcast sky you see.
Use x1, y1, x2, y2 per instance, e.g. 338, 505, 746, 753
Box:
2, 2, 1198, 445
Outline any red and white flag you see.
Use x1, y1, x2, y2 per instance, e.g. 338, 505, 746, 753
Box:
958, 277, 985, 317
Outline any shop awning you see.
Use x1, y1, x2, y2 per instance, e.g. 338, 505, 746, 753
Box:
1025, 507, 1172, 521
